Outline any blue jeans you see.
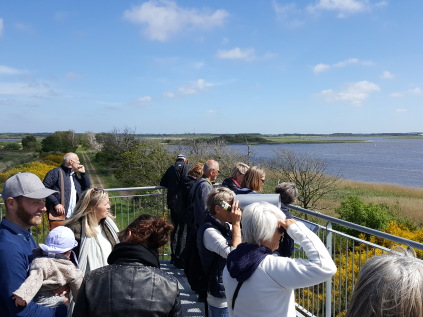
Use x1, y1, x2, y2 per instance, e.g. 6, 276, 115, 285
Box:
208, 305, 229, 317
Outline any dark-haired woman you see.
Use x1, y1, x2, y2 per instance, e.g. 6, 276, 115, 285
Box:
73, 214, 181, 317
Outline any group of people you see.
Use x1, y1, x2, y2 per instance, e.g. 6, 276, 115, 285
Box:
1, 153, 422, 317
0, 154, 180, 316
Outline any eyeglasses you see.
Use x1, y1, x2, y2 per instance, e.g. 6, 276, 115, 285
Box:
92, 187, 105, 193
261, 179, 266, 184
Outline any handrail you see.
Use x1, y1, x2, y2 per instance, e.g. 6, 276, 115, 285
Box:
288, 204, 423, 251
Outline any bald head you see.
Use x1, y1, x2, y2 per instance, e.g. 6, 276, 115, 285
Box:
63, 153, 78, 165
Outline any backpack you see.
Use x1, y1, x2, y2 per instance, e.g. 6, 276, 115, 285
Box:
184, 223, 213, 298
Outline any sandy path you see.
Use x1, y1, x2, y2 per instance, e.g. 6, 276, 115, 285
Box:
80, 152, 105, 188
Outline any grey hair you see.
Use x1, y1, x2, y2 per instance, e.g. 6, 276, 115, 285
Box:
275, 182, 298, 205
346, 250, 423, 317
241, 202, 286, 246
206, 187, 235, 216
203, 160, 218, 176
230, 162, 250, 178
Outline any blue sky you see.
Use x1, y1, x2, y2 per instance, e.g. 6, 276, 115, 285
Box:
0, 0, 422, 134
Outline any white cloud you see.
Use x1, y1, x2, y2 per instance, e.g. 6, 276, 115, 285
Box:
272, 2, 304, 27
390, 87, 421, 98
313, 58, 373, 73
136, 96, 152, 102
380, 70, 394, 79
0, 65, 27, 75
14, 23, 32, 33
396, 108, 407, 113
307, 0, 369, 18
164, 92, 176, 98
178, 79, 214, 95
0, 18, 4, 36
65, 72, 83, 80
313, 63, 330, 73
123, 0, 229, 42
390, 92, 403, 98
317, 80, 380, 105
409, 87, 422, 95
221, 37, 229, 45
216, 48, 256, 61
0, 81, 55, 97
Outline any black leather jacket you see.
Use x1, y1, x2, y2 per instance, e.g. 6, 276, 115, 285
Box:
73, 243, 181, 317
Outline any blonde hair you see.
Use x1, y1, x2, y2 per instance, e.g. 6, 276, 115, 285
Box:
230, 162, 250, 178
241, 166, 265, 192
65, 188, 112, 237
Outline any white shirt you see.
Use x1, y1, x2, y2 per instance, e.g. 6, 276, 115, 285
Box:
95, 225, 113, 265
203, 222, 234, 308
223, 222, 337, 317
67, 172, 77, 218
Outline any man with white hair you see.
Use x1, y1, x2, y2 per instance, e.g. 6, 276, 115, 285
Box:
0, 172, 68, 316
43, 152, 90, 220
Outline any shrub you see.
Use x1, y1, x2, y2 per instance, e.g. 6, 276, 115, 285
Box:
335, 197, 394, 236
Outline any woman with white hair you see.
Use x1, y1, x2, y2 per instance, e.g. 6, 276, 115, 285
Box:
222, 202, 337, 317
346, 249, 423, 317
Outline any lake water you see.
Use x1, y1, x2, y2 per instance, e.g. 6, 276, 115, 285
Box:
227, 137, 423, 188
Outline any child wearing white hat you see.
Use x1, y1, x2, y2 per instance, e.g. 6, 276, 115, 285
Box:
13, 226, 83, 308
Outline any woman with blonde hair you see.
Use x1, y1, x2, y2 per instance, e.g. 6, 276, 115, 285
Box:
222, 162, 250, 192
65, 188, 119, 275
235, 166, 265, 194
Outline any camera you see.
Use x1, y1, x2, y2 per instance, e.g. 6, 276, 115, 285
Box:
220, 201, 232, 211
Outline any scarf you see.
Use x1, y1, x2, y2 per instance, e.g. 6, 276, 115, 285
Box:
107, 242, 160, 268
78, 217, 119, 275
226, 243, 273, 282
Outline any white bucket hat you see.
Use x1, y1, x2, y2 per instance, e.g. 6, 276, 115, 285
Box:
39, 226, 78, 254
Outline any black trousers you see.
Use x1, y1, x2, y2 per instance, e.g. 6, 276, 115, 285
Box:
170, 207, 187, 268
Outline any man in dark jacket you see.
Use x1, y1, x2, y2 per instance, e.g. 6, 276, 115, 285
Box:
43, 153, 90, 219
160, 154, 189, 268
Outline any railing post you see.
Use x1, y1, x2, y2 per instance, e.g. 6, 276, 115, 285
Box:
326, 221, 333, 317
161, 187, 167, 218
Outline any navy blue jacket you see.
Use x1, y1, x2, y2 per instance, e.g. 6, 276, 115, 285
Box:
160, 160, 189, 211
0, 218, 67, 316
43, 165, 90, 215
197, 214, 232, 298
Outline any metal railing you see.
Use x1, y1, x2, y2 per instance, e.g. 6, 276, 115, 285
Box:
2, 188, 423, 316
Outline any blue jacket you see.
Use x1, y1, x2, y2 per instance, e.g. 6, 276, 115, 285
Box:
43, 165, 90, 215
0, 218, 67, 316
197, 214, 232, 298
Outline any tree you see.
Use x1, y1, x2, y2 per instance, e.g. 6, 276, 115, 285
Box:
115, 141, 174, 187
21, 135, 39, 151
270, 149, 339, 209
41, 131, 77, 153
95, 127, 139, 167
1, 142, 21, 151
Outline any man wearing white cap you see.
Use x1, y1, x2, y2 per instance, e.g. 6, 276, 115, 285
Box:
0, 172, 68, 316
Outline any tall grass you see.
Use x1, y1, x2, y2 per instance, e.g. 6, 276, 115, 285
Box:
318, 179, 423, 225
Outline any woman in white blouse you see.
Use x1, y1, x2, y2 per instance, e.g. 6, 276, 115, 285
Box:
223, 202, 337, 317
65, 188, 119, 275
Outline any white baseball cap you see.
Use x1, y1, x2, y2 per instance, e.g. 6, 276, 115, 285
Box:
39, 226, 78, 254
